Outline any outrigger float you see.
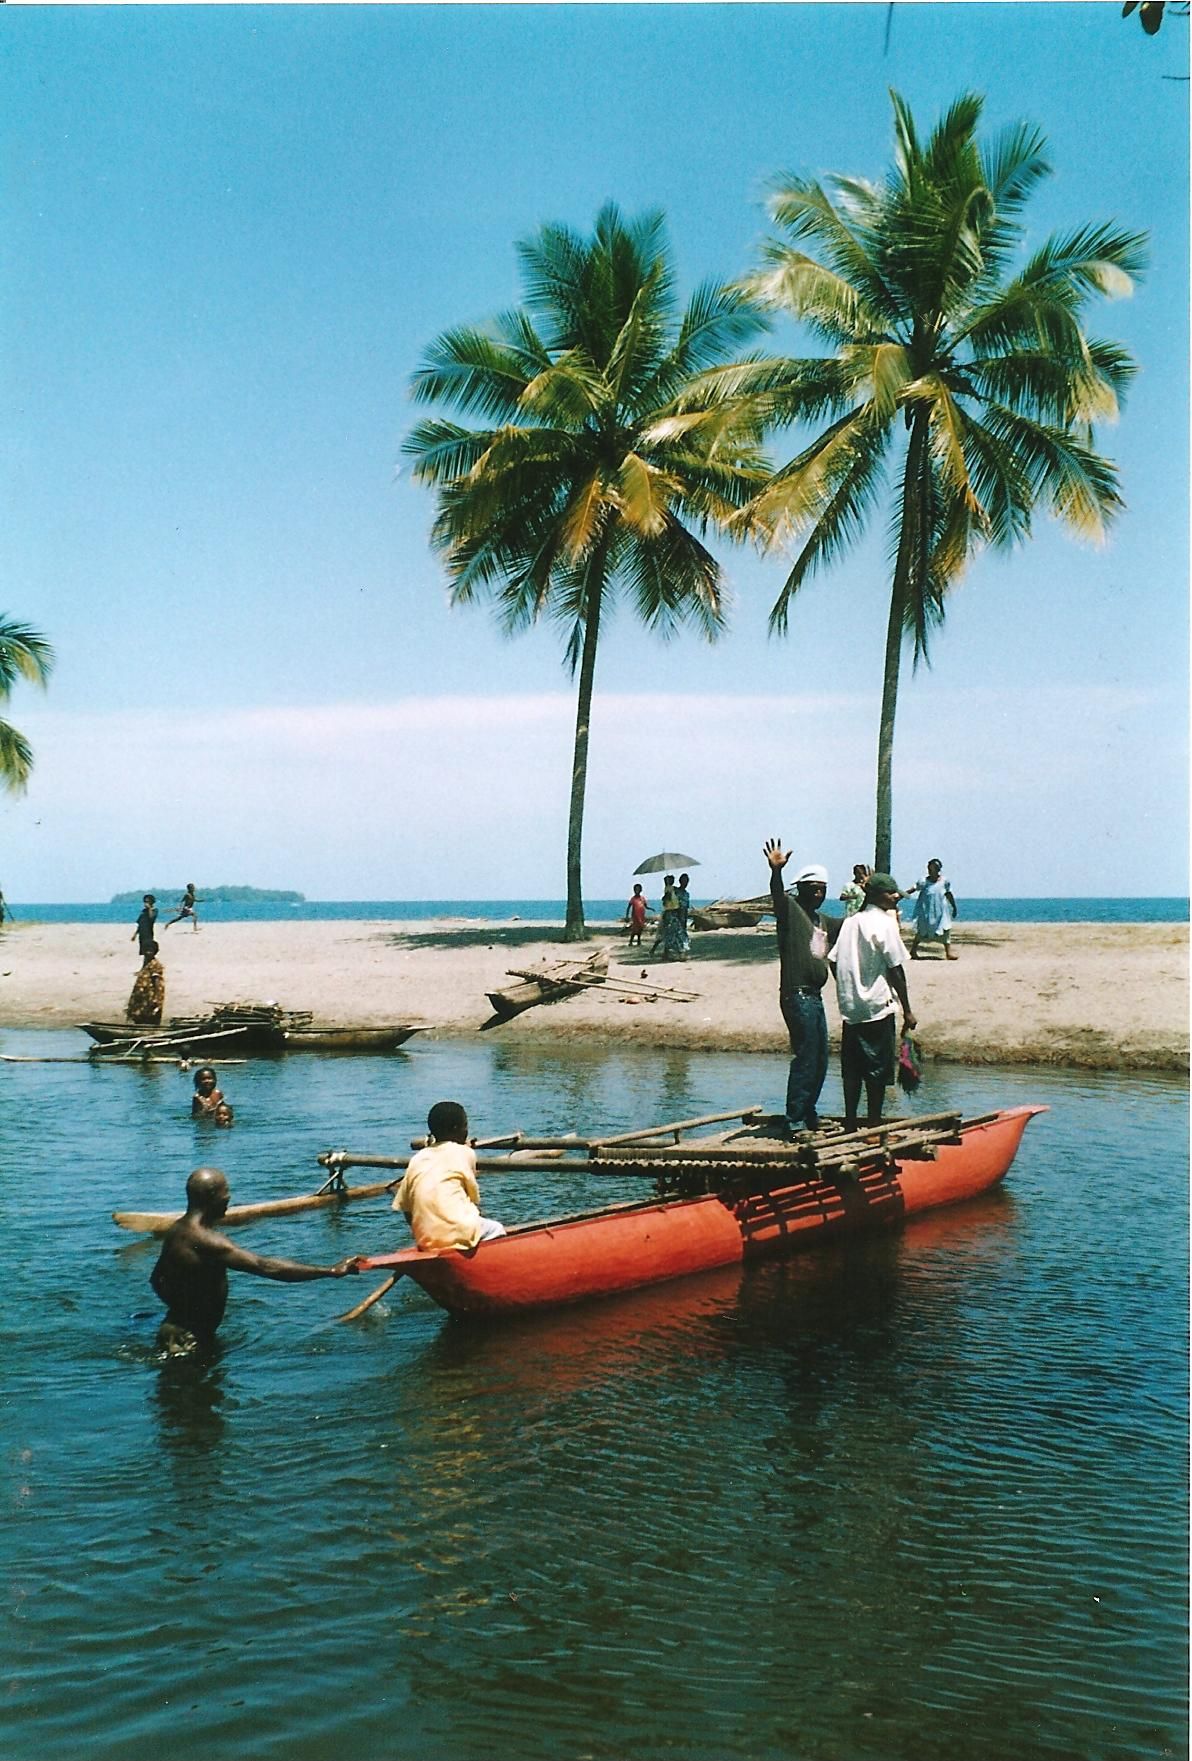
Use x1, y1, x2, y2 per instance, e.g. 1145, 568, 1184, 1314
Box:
113, 1103, 1045, 1317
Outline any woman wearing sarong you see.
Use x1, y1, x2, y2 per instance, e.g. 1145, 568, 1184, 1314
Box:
126, 943, 166, 1025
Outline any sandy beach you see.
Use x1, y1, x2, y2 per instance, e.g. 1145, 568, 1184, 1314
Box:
0, 915, 1185, 1071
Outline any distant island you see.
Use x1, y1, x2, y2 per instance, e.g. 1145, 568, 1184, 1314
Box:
110, 886, 306, 905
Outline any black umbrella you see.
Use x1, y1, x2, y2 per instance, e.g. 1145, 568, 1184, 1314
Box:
633, 852, 700, 875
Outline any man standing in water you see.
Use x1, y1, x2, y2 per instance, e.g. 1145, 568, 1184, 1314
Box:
828, 872, 917, 1131
150, 1167, 358, 1353
764, 840, 838, 1134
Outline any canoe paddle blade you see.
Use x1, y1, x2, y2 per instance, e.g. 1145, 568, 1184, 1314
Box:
336, 1273, 398, 1323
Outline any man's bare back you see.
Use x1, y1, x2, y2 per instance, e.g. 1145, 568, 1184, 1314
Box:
150, 1168, 358, 1353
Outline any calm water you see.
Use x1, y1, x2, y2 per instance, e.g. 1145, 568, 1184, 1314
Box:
6, 895, 1190, 925
2, 1034, 1187, 1761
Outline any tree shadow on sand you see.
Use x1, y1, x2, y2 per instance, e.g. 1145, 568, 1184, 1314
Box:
377, 924, 782, 970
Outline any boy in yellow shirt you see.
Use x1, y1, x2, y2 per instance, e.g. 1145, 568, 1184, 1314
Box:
392, 1101, 506, 1251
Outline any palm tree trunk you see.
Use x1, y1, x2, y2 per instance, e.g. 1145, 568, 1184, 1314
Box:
875, 411, 929, 872
563, 576, 604, 942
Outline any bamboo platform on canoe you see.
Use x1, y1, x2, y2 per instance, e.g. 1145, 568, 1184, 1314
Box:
112, 1105, 978, 1235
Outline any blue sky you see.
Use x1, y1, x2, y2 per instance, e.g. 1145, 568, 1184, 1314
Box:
1, 2, 1187, 902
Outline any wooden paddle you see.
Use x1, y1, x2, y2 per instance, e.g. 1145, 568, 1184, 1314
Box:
335, 1272, 399, 1322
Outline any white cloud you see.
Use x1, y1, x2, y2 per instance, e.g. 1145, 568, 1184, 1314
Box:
1, 683, 1185, 901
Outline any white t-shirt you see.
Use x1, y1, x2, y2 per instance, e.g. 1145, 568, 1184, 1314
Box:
830, 905, 906, 1024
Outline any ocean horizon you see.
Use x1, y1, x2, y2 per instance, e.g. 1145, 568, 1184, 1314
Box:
3, 896, 1188, 926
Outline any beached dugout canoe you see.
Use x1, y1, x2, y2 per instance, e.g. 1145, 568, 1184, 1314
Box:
355, 1105, 1045, 1316
690, 894, 773, 932
81, 1017, 422, 1056
484, 949, 608, 1024
81, 1021, 259, 1055
280, 1024, 421, 1052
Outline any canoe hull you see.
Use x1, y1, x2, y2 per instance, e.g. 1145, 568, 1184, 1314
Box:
485, 952, 608, 1023
485, 980, 576, 1022
281, 1026, 421, 1052
80, 1021, 262, 1054
81, 1020, 420, 1056
363, 1106, 1043, 1317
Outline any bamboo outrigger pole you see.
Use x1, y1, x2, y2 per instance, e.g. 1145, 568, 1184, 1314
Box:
118, 1105, 970, 1238
326, 1106, 767, 1171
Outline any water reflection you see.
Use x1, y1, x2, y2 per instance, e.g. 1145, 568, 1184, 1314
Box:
151, 1351, 229, 1486
1, 1032, 1185, 1761
654, 1046, 701, 1119
411, 1263, 747, 1394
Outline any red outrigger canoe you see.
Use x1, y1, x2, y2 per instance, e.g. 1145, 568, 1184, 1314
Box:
358, 1105, 1044, 1318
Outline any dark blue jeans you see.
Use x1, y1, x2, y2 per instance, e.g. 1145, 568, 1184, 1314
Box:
780, 990, 828, 1129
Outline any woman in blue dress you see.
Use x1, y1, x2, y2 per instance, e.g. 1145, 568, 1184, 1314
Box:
906, 859, 958, 959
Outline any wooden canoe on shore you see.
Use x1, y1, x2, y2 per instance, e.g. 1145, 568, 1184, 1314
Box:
356, 1105, 1045, 1317
484, 949, 608, 1024
280, 1024, 422, 1052
690, 894, 773, 931
81, 1020, 260, 1055
81, 1017, 422, 1056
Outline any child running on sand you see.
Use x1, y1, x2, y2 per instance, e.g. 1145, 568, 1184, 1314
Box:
164, 884, 200, 931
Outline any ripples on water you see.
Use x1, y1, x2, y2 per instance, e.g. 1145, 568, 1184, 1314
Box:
2, 1034, 1186, 1761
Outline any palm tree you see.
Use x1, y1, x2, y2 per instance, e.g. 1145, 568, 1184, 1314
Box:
405, 203, 768, 939
727, 90, 1145, 870
0, 617, 54, 793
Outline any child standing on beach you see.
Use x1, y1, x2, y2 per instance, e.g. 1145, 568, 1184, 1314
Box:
132, 895, 158, 957
625, 884, 650, 946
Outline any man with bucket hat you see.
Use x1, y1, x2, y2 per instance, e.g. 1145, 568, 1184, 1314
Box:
764, 839, 839, 1133
828, 871, 917, 1131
